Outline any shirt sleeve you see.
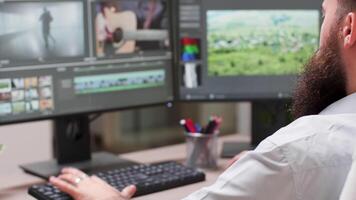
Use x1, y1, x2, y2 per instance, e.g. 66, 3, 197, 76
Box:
182, 139, 297, 200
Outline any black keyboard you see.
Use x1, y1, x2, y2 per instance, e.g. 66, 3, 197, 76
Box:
28, 161, 206, 200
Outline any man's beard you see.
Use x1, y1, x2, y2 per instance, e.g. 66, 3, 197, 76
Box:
291, 32, 347, 119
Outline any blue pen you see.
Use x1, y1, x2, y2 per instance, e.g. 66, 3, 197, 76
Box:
195, 123, 202, 133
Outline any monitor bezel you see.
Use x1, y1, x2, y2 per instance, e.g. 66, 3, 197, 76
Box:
0, 101, 173, 126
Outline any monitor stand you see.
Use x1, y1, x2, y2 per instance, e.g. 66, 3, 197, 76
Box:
20, 115, 139, 179
221, 99, 292, 158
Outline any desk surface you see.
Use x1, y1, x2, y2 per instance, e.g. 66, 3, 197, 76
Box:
0, 134, 248, 200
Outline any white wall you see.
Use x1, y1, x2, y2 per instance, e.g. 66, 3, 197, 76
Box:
236, 102, 252, 136
0, 121, 52, 188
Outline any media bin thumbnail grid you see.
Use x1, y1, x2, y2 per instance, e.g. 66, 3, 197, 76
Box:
0, 76, 54, 116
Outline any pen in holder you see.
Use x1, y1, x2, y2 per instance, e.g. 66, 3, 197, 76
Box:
185, 132, 218, 169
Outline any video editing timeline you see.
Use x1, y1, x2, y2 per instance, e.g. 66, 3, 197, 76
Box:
0, 0, 174, 124
178, 0, 321, 100
74, 70, 165, 95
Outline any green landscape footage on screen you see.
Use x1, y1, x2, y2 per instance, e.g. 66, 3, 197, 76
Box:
207, 10, 320, 76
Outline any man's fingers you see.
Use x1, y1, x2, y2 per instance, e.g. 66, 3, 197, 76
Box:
58, 173, 80, 185
121, 185, 137, 198
49, 176, 79, 197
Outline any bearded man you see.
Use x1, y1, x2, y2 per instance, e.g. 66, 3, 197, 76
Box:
49, 0, 356, 199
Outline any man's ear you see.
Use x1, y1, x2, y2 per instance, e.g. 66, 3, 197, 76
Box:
343, 12, 356, 48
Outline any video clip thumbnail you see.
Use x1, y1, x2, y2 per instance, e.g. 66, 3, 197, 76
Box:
0, 1, 86, 65
0, 103, 11, 115
12, 90, 25, 102
26, 100, 40, 112
24, 77, 38, 89
39, 76, 52, 87
12, 101, 25, 114
12, 78, 25, 89
0, 79, 12, 101
39, 87, 53, 99
25, 89, 39, 100
93, 0, 169, 57
40, 99, 54, 111
0, 79, 11, 93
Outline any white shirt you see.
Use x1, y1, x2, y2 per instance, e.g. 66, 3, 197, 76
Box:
183, 93, 356, 200
339, 154, 356, 200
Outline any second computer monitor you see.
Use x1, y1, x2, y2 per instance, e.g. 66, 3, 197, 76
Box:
178, 0, 322, 100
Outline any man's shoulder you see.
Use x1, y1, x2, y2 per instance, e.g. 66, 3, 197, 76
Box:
260, 114, 356, 171
266, 114, 356, 147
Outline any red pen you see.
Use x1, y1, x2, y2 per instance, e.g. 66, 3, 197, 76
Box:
185, 118, 197, 133
180, 119, 190, 132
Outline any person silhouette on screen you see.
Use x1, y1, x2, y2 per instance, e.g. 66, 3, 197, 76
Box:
39, 7, 54, 49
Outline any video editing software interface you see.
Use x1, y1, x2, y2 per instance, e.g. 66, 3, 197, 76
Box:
178, 0, 322, 100
0, 0, 174, 124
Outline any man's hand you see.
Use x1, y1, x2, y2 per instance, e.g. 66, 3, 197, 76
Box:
50, 168, 136, 200
225, 151, 248, 169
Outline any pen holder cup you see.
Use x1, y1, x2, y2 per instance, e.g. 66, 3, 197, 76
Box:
185, 132, 219, 169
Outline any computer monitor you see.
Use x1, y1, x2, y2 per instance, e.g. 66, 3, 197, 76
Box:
176, 0, 322, 155
177, 0, 322, 100
0, 0, 174, 178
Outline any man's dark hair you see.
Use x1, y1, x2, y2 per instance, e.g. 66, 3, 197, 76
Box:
337, 0, 356, 19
